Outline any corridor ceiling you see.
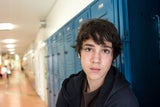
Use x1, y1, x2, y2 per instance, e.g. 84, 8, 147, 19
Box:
0, 0, 56, 57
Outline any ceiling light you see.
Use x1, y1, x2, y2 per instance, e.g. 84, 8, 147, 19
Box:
6, 44, 16, 48
8, 48, 15, 51
23, 57, 27, 61
0, 23, 14, 30
10, 52, 15, 54
2, 39, 17, 43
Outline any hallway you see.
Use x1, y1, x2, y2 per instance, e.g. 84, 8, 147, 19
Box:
0, 70, 47, 107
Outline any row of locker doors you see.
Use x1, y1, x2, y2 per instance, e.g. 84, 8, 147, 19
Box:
45, 0, 130, 107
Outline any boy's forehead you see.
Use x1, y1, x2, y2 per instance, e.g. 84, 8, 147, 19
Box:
82, 38, 112, 47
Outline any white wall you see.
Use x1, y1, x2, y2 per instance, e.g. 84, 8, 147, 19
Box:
45, 0, 93, 39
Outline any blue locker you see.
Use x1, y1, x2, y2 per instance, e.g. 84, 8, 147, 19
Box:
51, 35, 60, 107
117, 0, 132, 84
64, 21, 76, 77
59, 77, 65, 90
74, 9, 90, 36
91, 0, 114, 23
45, 56, 52, 107
53, 75, 60, 106
50, 71, 55, 107
112, 0, 122, 72
56, 30, 66, 78
45, 38, 54, 107
45, 39, 49, 56
128, 0, 160, 106
52, 35, 58, 75
74, 9, 90, 72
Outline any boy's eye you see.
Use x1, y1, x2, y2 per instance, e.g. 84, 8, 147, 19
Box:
83, 47, 92, 52
103, 49, 111, 54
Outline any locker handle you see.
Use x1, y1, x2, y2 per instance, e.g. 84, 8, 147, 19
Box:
79, 18, 83, 23
52, 54, 54, 56
98, 3, 104, 10
67, 27, 70, 31
64, 51, 68, 54
57, 53, 60, 55
59, 32, 62, 36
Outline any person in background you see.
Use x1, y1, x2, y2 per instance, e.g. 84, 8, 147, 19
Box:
0, 65, 2, 79
1, 65, 7, 79
56, 19, 139, 107
6, 63, 12, 79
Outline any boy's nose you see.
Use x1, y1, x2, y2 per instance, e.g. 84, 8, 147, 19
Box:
91, 51, 101, 63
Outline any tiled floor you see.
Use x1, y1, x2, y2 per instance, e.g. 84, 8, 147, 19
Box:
0, 70, 47, 107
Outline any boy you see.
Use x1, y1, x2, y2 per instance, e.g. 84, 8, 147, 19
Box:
56, 19, 139, 107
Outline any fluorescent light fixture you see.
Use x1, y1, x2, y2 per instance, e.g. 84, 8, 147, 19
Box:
8, 48, 15, 51
23, 57, 27, 61
10, 52, 15, 54
2, 39, 17, 43
28, 49, 33, 54
0, 23, 14, 30
6, 44, 16, 48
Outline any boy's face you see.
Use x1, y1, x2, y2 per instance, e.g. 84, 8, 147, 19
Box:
79, 38, 113, 82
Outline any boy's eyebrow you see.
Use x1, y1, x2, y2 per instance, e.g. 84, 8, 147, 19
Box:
83, 43, 112, 49
102, 45, 112, 49
83, 44, 94, 47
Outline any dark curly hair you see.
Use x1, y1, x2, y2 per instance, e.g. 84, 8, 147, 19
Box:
75, 18, 122, 60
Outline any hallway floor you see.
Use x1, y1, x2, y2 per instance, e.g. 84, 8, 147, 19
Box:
0, 70, 47, 107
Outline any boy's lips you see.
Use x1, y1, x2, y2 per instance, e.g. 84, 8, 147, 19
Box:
90, 67, 101, 72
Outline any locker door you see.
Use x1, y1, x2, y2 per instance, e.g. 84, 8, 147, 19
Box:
112, 0, 122, 72
50, 67, 55, 107
45, 55, 52, 107
45, 38, 53, 107
56, 30, 65, 78
59, 77, 64, 90
53, 75, 60, 106
118, 0, 132, 83
64, 21, 75, 77
74, 9, 90, 72
91, 0, 114, 22
74, 9, 90, 37
52, 35, 58, 75
51, 35, 58, 107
